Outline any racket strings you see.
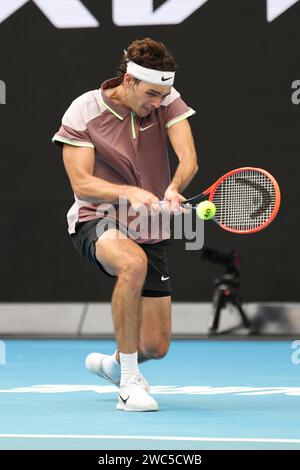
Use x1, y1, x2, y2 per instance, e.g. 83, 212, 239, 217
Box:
212, 170, 277, 231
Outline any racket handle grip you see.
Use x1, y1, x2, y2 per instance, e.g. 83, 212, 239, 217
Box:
160, 195, 206, 206
159, 200, 186, 206
159, 200, 193, 210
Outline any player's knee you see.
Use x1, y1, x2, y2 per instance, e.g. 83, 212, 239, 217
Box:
142, 340, 169, 360
120, 254, 147, 282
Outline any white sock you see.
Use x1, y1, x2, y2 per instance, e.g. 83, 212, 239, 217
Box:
119, 351, 139, 387
101, 350, 121, 381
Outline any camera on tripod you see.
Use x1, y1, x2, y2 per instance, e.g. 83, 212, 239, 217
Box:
201, 248, 241, 288
201, 248, 240, 270
201, 248, 250, 333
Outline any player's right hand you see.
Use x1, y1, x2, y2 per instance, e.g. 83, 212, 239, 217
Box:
126, 187, 160, 213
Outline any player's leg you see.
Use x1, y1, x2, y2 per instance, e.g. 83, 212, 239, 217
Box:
94, 228, 158, 411
95, 229, 147, 355
138, 295, 171, 362
106, 296, 171, 363
84, 228, 170, 410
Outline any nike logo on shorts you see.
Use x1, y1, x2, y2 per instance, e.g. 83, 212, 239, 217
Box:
161, 275, 170, 281
140, 124, 155, 132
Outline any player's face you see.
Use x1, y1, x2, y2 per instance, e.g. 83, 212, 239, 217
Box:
129, 80, 171, 117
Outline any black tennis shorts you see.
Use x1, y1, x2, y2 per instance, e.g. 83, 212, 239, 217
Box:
70, 218, 172, 297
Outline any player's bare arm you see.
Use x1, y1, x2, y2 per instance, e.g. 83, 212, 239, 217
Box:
164, 118, 198, 205
62, 144, 159, 208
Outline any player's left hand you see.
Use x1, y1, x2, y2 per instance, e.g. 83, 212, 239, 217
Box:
162, 186, 189, 214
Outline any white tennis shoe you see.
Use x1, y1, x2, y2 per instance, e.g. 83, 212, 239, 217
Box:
117, 374, 158, 412
85, 353, 150, 392
85, 352, 121, 386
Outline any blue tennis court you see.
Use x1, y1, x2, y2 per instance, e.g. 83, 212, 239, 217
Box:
1, 339, 299, 450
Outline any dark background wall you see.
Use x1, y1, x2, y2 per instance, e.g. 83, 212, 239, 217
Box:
0, 0, 299, 301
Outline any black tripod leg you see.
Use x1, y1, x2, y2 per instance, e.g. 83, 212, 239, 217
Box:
232, 296, 251, 328
209, 290, 225, 332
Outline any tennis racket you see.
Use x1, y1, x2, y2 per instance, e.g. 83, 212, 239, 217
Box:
180, 167, 281, 234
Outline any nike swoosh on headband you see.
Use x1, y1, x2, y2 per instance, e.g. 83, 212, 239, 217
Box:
161, 76, 173, 81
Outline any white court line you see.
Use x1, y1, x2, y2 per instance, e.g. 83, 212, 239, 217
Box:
1, 384, 300, 396
0, 434, 300, 443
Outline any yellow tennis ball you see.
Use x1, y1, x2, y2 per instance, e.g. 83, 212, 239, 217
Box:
196, 201, 216, 220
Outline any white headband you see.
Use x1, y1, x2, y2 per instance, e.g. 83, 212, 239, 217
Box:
126, 60, 175, 86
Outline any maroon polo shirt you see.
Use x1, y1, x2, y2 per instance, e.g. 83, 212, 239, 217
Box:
53, 77, 195, 242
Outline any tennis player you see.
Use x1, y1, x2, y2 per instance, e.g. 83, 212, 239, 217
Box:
53, 38, 198, 411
